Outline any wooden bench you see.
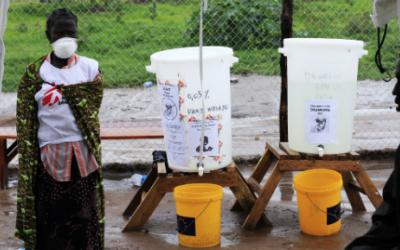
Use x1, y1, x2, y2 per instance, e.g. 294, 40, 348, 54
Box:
0, 122, 164, 189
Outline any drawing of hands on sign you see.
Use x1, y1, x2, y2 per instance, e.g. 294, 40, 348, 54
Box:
196, 136, 213, 153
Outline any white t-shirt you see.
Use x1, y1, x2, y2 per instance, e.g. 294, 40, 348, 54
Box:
35, 56, 99, 147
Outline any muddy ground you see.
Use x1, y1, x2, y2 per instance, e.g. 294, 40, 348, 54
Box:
0, 160, 394, 250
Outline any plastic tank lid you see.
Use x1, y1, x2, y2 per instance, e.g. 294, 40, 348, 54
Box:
150, 46, 234, 63
283, 38, 365, 48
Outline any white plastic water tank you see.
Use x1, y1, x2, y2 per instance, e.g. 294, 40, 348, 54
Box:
279, 38, 367, 155
146, 46, 238, 172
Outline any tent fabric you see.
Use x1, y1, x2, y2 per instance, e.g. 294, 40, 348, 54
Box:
0, 0, 10, 91
372, 0, 400, 27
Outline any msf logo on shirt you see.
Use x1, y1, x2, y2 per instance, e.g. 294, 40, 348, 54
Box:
42, 83, 67, 106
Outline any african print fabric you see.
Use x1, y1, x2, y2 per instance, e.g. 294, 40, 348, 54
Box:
15, 56, 105, 250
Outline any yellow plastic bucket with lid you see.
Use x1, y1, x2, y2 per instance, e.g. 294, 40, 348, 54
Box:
173, 183, 223, 248
293, 169, 343, 236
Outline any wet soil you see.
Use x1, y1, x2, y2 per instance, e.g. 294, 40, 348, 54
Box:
0, 162, 393, 250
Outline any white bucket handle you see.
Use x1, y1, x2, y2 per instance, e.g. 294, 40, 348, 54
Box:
360, 49, 368, 57
146, 65, 155, 73
231, 56, 239, 64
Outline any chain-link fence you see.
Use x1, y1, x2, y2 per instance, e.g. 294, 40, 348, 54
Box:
1, 0, 400, 165
294, 0, 400, 152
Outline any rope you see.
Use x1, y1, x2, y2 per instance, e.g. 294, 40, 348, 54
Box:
179, 199, 213, 235
375, 24, 392, 82
197, 0, 208, 172
305, 192, 344, 222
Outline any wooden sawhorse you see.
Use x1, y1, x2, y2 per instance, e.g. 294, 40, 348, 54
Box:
122, 163, 268, 232
0, 128, 18, 190
237, 142, 384, 230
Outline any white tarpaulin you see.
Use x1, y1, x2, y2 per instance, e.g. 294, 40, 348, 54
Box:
0, 0, 10, 92
372, 0, 400, 27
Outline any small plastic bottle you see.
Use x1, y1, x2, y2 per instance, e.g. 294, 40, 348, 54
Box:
143, 81, 153, 88
129, 174, 147, 186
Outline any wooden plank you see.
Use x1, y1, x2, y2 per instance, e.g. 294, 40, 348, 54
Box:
230, 166, 271, 226
294, 152, 354, 161
231, 149, 276, 212
341, 171, 366, 212
0, 116, 16, 127
267, 143, 289, 159
336, 153, 349, 160
157, 171, 237, 192
0, 139, 6, 189
142, 166, 161, 192
122, 167, 158, 217
0, 127, 16, 139
6, 140, 17, 163
242, 161, 282, 230
278, 160, 360, 172
230, 166, 251, 213
348, 180, 366, 195
353, 165, 383, 209
247, 177, 262, 196
230, 201, 243, 212
320, 154, 341, 160
100, 127, 163, 140
279, 172, 294, 202
279, 142, 301, 159
123, 178, 165, 231
122, 188, 145, 218
0, 126, 163, 140
232, 150, 272, 210
350, 151, 360, 160
252, 149, 276, 182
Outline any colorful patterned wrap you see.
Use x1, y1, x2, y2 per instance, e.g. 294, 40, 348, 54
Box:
15, 56, 105, 250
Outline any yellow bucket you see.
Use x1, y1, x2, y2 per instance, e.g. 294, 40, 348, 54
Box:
173, 183, 223, 248
293, 169, 343, 236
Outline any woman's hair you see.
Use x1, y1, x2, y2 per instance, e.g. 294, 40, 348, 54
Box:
46, 8, 78, 32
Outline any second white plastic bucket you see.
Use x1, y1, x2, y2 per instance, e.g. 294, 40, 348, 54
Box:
147, 46, 238, 172
279, 38, 367, 155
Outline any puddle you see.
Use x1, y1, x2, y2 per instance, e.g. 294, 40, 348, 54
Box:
149, 232, 179, 246
149, 232, 239, 248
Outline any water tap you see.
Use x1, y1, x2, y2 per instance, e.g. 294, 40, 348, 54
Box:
317, 144, 325, 157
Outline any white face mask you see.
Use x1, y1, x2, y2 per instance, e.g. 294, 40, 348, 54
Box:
51, 37, 78, 59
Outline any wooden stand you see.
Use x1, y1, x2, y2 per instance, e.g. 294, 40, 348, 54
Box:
237, 142, 384, 230
122, 163, 268, 232
0, 138, 17, 190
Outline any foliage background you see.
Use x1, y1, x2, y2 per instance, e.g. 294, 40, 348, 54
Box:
2, 0, 400, 91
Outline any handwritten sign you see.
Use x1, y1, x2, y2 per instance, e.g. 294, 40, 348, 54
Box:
159, 84, 188, 166
188, 120, 219, 156
164, 122, 188, 166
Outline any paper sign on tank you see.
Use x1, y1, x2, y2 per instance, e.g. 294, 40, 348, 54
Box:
305, 100, 337, 144
159, 84, 188, 166
159, 84, 180, 123
164, 122, 188, 167
188, 120, 219, 157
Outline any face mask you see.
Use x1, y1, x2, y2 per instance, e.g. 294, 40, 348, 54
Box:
51, 37, 78, 59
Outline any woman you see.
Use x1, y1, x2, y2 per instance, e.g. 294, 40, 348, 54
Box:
15, 8, 105, 250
